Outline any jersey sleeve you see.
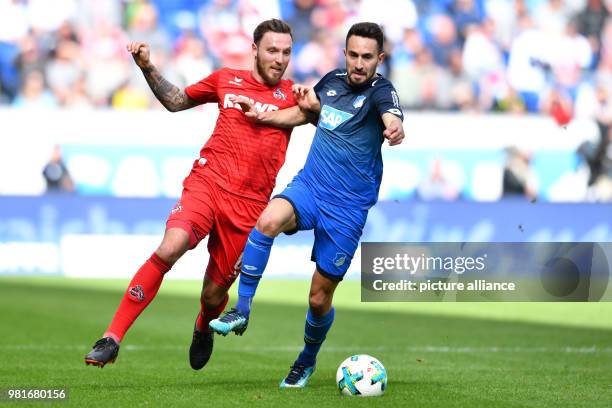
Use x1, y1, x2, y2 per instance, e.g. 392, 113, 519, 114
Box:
372, 81, 404, 120
184, 69, 222, 103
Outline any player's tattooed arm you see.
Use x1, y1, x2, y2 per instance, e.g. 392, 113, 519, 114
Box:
140, 65, 197, 112
382, 112, 405, 146
127, 41, 197, 112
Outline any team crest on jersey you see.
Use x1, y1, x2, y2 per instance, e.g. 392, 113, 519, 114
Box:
327, 89, 337, 97
353, 95, 366, 109
273, 88, 286, 100
319, 105, 353, 130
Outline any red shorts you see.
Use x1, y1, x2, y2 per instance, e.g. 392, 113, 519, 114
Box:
166, 171, 267, 288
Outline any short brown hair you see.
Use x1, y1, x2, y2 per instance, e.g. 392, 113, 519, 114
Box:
253, 19, 293, 45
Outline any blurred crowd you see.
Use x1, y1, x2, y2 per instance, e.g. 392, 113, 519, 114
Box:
0, 0, 610, 114
0, 0, 610, 200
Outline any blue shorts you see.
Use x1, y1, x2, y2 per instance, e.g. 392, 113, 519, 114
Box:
275, 175, 368, 281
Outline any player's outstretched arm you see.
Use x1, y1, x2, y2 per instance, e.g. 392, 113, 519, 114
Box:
127, 42, 197, 112
229, 96, 316, 128
382, 112, 405, 146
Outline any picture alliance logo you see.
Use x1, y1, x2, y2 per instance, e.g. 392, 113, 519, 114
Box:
536, 243, 610, 301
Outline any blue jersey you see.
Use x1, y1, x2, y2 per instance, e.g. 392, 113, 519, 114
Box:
300, 69, 404, 209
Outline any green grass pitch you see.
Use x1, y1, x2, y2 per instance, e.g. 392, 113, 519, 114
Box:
1, 276, 611, 407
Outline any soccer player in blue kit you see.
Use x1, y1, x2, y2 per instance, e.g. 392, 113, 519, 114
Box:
210, 22, 405, 387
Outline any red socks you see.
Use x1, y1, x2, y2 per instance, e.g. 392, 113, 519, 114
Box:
196, 294, 229, 332
104, 253, 170, 342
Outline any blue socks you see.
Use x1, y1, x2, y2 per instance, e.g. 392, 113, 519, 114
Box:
235, 228, 274, 318
296, 307, 335, 367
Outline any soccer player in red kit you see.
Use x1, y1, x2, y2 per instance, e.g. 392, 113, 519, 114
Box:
84, 19, 296, 370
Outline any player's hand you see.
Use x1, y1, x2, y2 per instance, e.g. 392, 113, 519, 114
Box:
292, 84, 313, 111
127, 42, 151, 69
383, 122, 404, 146
229, 95, 262, 122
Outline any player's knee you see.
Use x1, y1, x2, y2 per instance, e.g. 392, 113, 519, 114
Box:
155, 241, 187, 266
201, 287, 227, 309
308, 291, 331, 317
255, 213, 283, 237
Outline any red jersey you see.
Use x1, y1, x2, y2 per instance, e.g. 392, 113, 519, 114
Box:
185, 68, 296, 203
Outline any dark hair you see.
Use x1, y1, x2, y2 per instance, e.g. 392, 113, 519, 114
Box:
253, 19, 293, 45
346, 22, 384, 53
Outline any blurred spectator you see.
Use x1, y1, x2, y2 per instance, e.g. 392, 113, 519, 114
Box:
575, 0, 609, 66
391, 47, 442, 109
127, 1, 171, 54
417, 157, 463, 200
533, 0, 571, 36
81, 17, 129, 106
426, 14, 460, 67
174, 32, 213, 85
294, 29, 342, 83
357, 0, 418, 45
198, 0, 241, 62
45, 39, 84, 106
507, 15, 548, 112
311, 0, 349, 36
446, 0, 485, 44
502, 147, 538, 199
42, 145, 74, 193
437, 48, 475, 110
547, 18, 592, 100
286, 0, 317, 47
578, 83, 612, 192
12, 70, 57, 108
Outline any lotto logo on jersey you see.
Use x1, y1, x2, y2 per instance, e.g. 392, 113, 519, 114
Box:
223, 93, 279, 112
319, 105, 353, 130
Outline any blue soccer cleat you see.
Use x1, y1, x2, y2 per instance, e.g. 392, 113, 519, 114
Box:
208, 308, 248, 336
279, 363, 316, 388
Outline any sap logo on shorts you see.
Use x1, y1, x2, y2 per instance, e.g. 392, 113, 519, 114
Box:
223, 93, 279, 112
319, 105, 353, 130
128, 285, 145, 302
333, 253, 347, 268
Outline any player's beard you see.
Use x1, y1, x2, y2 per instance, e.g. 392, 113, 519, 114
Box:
347, 68, 374, 86
255, 55, 283, 87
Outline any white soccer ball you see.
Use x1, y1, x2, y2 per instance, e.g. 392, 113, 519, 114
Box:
336, 354, 387, 397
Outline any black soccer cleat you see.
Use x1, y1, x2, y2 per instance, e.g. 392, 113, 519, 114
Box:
189, 317, 214, 370
84, 337, 120, 368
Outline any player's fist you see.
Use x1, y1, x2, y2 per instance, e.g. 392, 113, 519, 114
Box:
127, 42, 151, 69
383, 123, 404, 146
